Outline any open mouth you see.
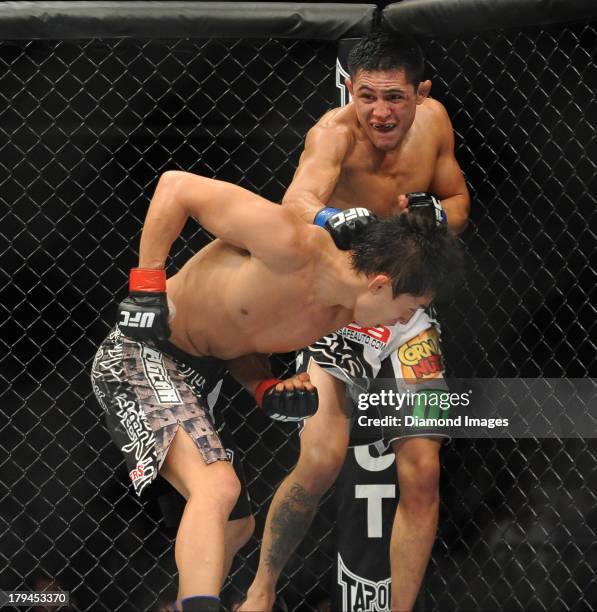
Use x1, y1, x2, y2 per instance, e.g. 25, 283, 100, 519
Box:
371, 123, 396, 133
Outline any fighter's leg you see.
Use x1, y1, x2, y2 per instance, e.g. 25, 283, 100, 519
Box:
240, 362, 350, 612
217, 423, 255, 579
224, 516, 255, 578
390, 436, 442, 612
159, 426, 241, 605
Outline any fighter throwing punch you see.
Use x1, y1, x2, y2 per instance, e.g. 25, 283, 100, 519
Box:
91, 170, 462, 612
241, 32, 471, 612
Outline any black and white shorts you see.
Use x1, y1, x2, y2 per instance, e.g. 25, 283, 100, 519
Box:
296, 309, 450, 454
91, 327, 251, 519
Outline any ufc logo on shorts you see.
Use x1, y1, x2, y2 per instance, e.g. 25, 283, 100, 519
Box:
120, 311, 155, 328
329, 208, 370, 228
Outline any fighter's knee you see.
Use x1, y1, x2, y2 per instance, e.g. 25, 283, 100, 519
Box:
218, 471, 242, 511
188, 465, 241, 514
398, 454, 440, 507
298, 444, 345, 492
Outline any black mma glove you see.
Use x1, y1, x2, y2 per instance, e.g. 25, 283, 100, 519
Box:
313, 206, 378, 250
255, 378, 318, 422
117, 268, 171, 342
407, 192, 447, 227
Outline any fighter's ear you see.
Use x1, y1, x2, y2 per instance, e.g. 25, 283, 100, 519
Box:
345, 77, 354, 97
416, 79, 432, 104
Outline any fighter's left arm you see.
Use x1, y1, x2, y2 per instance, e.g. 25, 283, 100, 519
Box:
428, 104, 471, 234
227, 353, 273, 397
227, 354, 318, 422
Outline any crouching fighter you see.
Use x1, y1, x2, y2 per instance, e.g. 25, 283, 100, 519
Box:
91, 171, 462, 611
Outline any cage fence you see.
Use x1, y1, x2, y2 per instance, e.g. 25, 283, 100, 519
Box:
0, 7, 596, 612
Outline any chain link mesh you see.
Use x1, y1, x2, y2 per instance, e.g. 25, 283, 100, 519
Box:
1, 22, 595, 612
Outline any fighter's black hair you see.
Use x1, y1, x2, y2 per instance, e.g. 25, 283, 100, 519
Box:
351, 214, 463, 302
347, 31, 425, 87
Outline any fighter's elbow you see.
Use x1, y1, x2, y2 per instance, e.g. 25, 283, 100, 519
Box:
449, 206, 470, 234
154, 171, 185, 205
157, 170, 209, 214
158, 169, 184, 188
451, 217, 469, 234
160, 169, 207, 191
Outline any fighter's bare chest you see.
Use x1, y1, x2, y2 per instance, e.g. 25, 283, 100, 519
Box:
230, 297, 341, 353
333, 147, 436, 214
232, 279, 324, 326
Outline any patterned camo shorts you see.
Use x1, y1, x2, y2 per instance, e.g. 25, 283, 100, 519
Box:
91, 328, 250, 518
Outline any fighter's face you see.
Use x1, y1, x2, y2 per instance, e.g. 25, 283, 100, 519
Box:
354, 276, 432, 327
347, 68, 421, 152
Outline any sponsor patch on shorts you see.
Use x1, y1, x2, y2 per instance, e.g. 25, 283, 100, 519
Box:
397, 327, 443, 382
339, 324, 391, 352
140, 346, 183, 404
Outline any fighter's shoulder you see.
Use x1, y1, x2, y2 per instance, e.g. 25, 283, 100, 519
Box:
306, 106, 356, 148
276, 217, 328, 272
254, 206, 317, 270
419, 98, 453, 129
417, 98, 455, 151
298, 221, 334, 263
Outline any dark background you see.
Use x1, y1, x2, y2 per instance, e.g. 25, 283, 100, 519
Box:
0, 8, 596, 612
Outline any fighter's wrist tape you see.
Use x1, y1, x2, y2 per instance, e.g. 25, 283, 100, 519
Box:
129, 268, 166, 292
313, 207, 341, 227
407, 192, 447, 226
255, 378, 281, 407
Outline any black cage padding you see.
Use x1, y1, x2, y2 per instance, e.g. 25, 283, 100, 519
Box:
383, 0, 597, 36
0, 1, 376, 41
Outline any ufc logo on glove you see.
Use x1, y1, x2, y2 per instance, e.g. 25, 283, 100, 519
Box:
329, 207, 371, 228
120, 311, 156, 328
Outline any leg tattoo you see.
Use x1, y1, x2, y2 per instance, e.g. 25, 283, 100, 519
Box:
266, 484, 319, 574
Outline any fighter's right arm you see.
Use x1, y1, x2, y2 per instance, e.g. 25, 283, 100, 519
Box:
282, 122, 352, 222
122, 171, 303, 341
138, 171, 307, 269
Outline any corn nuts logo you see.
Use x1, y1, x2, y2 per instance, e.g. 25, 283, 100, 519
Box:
398, 327, 443, 381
